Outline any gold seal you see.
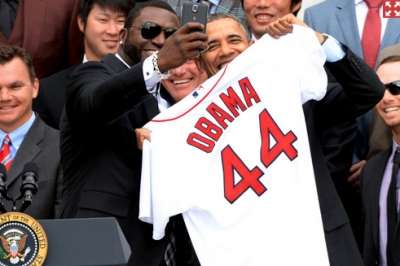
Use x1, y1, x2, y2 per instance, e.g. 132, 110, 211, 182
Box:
0, 212, 47, 266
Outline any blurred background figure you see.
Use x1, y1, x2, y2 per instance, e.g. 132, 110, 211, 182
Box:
0, 0, 84, 79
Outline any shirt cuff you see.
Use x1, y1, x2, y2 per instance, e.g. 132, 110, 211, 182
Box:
143, 55, 161, 95
322, 34, 345, 63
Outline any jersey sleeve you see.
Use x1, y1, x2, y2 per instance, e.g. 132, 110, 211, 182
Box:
294, 26, 328, 103
139, 128, 194, 240
139, 139, 172, 240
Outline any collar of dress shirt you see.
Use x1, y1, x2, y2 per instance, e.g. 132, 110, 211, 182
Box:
0, 112, 35, 152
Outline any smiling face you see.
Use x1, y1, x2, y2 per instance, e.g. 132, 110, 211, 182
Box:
128, 6, 179, 60
78, 4, 126, 61
243, 0, 301, 39
0, 57, 38, 133
376, 61, 400, 131
203, 18, 250, 74
162, 60, 208, 101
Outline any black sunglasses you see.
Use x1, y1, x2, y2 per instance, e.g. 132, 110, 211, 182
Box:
385, 80, 400, 95
136, 21, 177, 40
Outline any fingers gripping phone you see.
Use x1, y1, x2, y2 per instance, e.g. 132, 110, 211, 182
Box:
181, 1, 209, 30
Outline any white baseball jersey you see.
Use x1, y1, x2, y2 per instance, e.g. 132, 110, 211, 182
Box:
140, 26, 330, 266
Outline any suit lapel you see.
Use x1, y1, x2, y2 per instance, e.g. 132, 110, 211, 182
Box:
7, 117, 43, 187
335, 0, 363, 57
381, 19, 400, 49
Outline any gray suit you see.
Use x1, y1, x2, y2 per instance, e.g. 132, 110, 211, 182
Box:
3, 116, 62, 219
304, 0, 400, 59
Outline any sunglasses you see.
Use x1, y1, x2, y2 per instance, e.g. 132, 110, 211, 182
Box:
385, 80, 400, 95
136, 21, 177, 40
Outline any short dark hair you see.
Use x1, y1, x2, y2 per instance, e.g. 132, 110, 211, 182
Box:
0, 45, 36, 81
79, 0, 136, 25
208, 13, 251, 41
125, 0, 176, 29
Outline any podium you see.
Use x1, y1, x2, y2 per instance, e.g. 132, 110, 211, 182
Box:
39, 217, 131, 266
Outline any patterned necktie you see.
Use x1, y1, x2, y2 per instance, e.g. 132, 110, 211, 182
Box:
361, 0, 383, 68
387, 147, 400, 265
0, 135, 12, 171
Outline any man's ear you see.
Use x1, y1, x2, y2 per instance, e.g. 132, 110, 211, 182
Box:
32, 78, 39, 99
120, 28, 128, 44
77, 16, 85, 33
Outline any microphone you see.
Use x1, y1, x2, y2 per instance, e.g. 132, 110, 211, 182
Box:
19, 163, 39, 212
0, 164, 7, 213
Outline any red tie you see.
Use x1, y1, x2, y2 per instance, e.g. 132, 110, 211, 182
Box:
361, 0, 383, 68
0, 135, 12, 171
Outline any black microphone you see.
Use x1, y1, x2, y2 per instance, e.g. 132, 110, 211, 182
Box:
19, 162, 39, 212
0, 164, 7, 213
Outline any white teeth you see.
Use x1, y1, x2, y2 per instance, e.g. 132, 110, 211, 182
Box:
385, 107, 400, 113
173, 79, 190, 85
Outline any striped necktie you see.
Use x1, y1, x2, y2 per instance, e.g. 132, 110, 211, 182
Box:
0, 135, 12, 171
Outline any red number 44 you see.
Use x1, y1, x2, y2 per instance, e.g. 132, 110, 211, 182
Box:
222, 108, 298, 203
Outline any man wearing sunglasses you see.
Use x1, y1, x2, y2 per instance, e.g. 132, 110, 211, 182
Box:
59, 1, 208, 266
362, 43, 400, 266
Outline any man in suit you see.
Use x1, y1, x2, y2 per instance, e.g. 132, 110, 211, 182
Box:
0, 0, 84, 79
303, 0, 400, 246
201, 13, 384, 266
362, 44, 400, 266
60, 1, 208, 265
0, 45, 61, 219
303, 0, 400, 66
303, 0, 400, 188
33, 0, 135, 129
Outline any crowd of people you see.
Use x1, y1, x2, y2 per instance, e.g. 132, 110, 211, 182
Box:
0, 0, 399, 265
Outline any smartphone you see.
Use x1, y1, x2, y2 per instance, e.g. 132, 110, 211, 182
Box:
181, 2, 209, 30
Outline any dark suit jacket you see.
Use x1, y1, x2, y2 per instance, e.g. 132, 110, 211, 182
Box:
361, 148, 400, 266
4, 116, 62, 219
0, 0, 83, 78
34, 65, 78, 129
305, 48, 384, 266
60, 54, 165, 266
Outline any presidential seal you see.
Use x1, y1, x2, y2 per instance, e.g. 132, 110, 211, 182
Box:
0, 212, 47, 266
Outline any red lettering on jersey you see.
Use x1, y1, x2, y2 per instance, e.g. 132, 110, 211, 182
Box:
219, 87, 247, 117
221, 108, 298, 203
207, 103, 234, 129
195, 117, 223, 141
239, 77, 260, 107
187, 133, 215, 153
259, 109, 298, 167
222, 145, 266, 204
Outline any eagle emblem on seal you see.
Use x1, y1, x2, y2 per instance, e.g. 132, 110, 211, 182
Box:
0, 231, 30, 264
